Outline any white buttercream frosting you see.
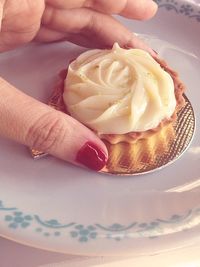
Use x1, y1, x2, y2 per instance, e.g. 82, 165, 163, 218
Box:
63, 43, 176, 134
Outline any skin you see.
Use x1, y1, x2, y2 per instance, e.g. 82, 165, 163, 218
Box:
0, 0, 157, 168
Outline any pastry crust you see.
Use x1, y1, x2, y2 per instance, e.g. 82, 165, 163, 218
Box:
49, 57, 185, 144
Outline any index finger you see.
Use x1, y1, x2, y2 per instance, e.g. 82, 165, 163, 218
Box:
46, 0, 158, 20
88, 0, 158, 20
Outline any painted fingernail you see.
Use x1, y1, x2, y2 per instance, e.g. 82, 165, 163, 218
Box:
76, 142, 108, 171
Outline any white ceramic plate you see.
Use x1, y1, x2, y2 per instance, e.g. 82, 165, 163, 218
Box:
0, 0, 200, 256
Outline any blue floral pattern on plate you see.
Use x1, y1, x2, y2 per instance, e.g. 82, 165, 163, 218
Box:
155, 0, 200, 22
1, 199, 200, 243
5, 212, 33, 229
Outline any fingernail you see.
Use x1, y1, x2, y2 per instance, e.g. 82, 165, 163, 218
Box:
123, 44, 132, 50
76, 142, 108, 171
153, 50, 158, 55
151, 0, 158, 9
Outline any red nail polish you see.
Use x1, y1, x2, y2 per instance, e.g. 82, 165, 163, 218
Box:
76, 142, 107, 171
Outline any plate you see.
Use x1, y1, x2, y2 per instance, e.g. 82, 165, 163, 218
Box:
0, 0, 200, 256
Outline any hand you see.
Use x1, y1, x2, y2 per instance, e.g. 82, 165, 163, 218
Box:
0, 0, 157, 171
0, 0, 157, 52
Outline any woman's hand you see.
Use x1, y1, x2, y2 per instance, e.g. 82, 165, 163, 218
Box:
0, 0, 157, 52
0, 0, 157, 171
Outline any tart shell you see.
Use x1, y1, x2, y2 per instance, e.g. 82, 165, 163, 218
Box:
49, 57, 186, 145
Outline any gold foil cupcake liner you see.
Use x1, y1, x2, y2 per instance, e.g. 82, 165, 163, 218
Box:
31, 92, 195, 175
102, 94, 195, 175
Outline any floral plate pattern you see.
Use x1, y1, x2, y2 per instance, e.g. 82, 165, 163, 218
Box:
156, 0, 200, 22
1, 200, 200, 243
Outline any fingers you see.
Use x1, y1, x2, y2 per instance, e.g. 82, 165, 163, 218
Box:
0, 0, 45, 52
87, 0, 158, 20
0, 77, 108, 171
46, 0, 85, 9
46, 0, 158, 20
38, 7, 155, 55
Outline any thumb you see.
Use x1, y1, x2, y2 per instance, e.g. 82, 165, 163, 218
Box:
0, 77, 108, 171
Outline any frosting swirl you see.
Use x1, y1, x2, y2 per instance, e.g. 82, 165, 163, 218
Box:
63, 43, 176, 134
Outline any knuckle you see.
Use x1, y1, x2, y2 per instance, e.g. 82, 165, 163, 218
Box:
26, 112, 67, 152
87, 13, 100, 33
22, 0, 44, 23
2, 0, 45, 46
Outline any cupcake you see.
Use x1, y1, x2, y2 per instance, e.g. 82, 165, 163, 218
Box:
31, 43, 194, 174
63, 43, 185, 144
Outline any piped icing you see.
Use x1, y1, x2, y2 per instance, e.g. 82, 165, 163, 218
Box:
63, 43, 176, 134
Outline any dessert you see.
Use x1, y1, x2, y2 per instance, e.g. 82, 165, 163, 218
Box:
63, 43, 185, 144
31, 44, 195, 175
